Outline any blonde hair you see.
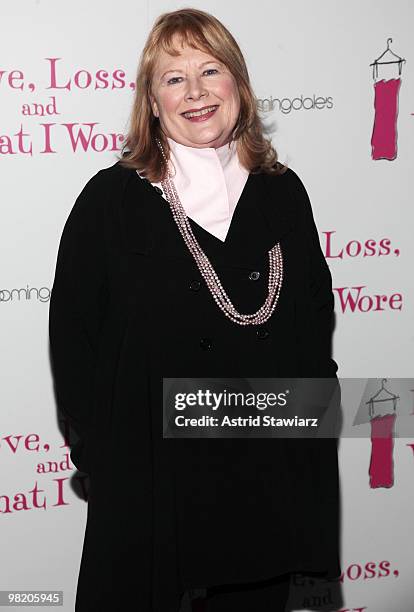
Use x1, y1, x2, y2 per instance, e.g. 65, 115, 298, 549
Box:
118, 7, 287, 181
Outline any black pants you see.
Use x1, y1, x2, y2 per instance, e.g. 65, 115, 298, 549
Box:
204, 573, 290, 611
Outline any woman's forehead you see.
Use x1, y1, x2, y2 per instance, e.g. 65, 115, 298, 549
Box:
154, 43, 219, 74
159, 31, 213, 58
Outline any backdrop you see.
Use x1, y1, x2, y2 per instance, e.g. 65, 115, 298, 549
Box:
1, 1, 413, 611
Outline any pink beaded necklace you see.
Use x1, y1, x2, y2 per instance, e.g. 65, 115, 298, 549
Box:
156, 137, 284, 326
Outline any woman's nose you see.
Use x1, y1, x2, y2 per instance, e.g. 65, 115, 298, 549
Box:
184, 75, 208, 100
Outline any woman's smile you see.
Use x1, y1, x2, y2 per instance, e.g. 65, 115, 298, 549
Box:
181, 105, 219, 122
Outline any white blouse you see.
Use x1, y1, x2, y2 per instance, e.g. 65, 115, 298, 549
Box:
137, 136, 249, 242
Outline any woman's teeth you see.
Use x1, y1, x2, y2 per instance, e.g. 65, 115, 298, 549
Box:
183, 106, 218, 119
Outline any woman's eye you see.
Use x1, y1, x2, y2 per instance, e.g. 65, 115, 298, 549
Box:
167, 76, 183, 85
167, 69, 219, 85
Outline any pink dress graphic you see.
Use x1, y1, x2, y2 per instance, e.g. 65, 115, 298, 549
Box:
369, 413, 396, 488
371, 78, 401, 160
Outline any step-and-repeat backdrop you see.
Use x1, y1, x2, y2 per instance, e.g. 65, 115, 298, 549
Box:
2, 1, 413, 611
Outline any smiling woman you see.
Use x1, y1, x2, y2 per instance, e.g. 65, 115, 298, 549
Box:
118, 8, 285, 182
49, 6, 341, 612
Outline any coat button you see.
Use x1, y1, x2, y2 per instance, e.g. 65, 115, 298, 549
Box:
200, 337, 213, 350
256, 328, 269, 339
153, 186, 163, 195
189, 279, 201, 291
249, 271, 260, 281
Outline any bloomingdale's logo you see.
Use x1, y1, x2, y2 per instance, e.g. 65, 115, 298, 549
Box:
256, 94, 333, 114
0, 285, 50, 302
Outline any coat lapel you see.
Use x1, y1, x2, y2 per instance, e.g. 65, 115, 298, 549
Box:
117, 164, 157, 256
217, 170, 296, 266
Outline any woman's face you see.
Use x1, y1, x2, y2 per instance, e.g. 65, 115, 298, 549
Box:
149, 35, 240, 149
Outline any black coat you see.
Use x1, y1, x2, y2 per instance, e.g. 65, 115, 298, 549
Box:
49, 160, 341, 611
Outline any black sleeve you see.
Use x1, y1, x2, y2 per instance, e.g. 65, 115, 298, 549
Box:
49, 171, 109, 470
287, 167, 339, 378
285, 168, 341, 439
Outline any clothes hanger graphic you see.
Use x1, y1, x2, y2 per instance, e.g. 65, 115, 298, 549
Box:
366, 378, 399, 419
370, 38, 406, 79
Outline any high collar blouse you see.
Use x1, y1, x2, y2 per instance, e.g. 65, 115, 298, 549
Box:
137, 136, 249, 242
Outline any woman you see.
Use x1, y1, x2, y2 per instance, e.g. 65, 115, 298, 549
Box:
49, 8, 341, 612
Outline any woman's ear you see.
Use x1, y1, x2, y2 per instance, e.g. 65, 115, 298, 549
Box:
149, 93, 159, 118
